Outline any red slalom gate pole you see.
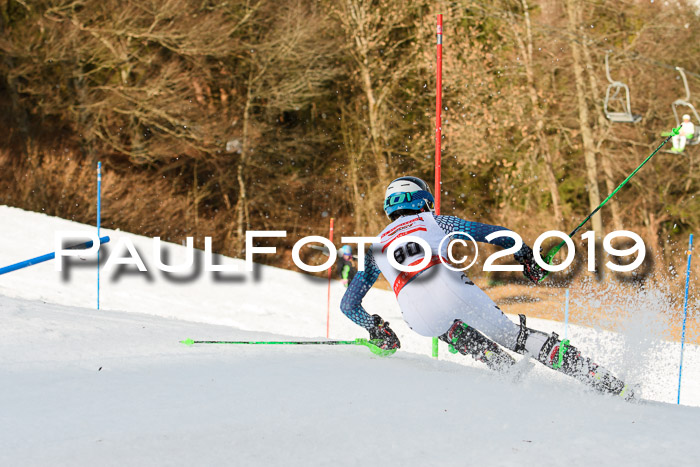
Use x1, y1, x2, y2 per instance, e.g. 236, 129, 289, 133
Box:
326, 217, 335, 338
432, 14, 443, 359
435, 14, 443, 214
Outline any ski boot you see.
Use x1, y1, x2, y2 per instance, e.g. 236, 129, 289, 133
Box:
440, 320, 516, 372
539, 333, 635, 400
368, 315, 401, 350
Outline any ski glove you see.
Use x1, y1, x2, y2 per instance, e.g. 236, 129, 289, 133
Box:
514, 245, 548, 283
368, 314, 401, 350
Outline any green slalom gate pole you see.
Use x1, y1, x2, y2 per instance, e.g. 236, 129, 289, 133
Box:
542, 126, 681, 271
179, 337, 397, 357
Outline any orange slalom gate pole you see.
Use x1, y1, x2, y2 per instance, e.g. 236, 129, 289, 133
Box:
432, 14, 443, 359
326, 217, 335, 338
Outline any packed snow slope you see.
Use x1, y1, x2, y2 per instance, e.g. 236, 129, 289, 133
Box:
3, 296, 700, 466
2, 205, 700, 465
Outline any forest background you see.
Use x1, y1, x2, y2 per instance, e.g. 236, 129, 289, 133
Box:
1, 0, 699, 287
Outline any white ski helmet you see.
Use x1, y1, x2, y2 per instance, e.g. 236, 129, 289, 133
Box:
383, 176, 435, 220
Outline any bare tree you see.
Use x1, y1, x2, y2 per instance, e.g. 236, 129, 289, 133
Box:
564, 0, 603, 239
228, 0, 341, 253
506, 0, 563, 227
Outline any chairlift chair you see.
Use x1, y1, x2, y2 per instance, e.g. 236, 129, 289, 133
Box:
671, 67, 700, 146
604, 52, 642, 124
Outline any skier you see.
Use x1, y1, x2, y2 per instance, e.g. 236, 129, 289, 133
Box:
337, 245, 357, 288
340, 175, 634, 399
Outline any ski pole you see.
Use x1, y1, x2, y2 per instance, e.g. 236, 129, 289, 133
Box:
542, 127, 680, 269
0, 236, 111, 276
179, 337, 397, 357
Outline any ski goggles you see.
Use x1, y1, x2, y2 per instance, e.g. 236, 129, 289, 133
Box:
383, 190, 435, 217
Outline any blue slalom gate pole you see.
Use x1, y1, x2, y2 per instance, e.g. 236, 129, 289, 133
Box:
564, 288, 570, 339
97, 161, 102, 310
0, 236, 111, 276
678, 234, 694, 405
